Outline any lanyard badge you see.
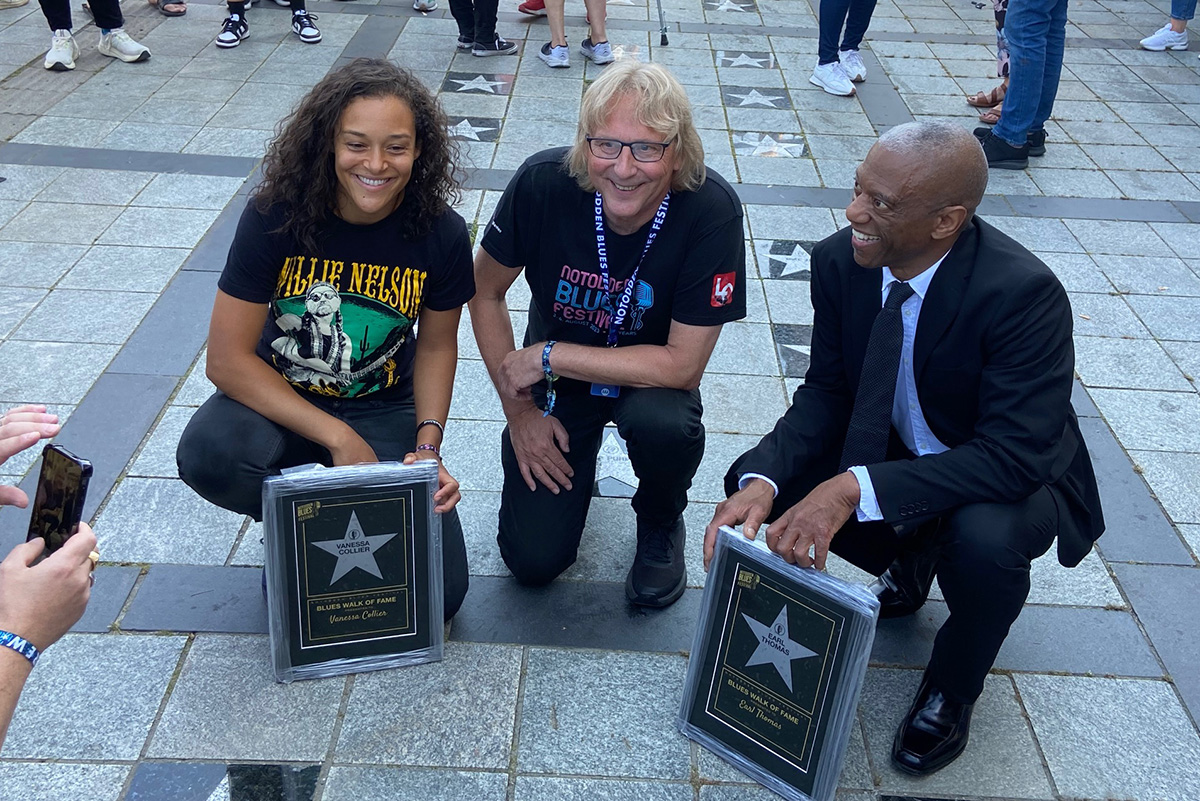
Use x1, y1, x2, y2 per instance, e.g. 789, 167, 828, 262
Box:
591, 192, 670, 398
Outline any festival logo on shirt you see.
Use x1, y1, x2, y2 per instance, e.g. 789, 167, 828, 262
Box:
711, 272, 737, 307
553, 264, 655, 337
270, 255, 428, 397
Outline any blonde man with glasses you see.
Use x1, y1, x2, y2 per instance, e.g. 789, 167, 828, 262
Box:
470, 61, 745, 608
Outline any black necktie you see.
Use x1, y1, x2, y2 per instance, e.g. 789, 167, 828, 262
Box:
839, 281, 915, 472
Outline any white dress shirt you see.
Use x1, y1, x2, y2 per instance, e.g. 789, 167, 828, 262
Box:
740, 253, 951, 522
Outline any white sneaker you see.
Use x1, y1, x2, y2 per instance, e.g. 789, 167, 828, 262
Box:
839, 48, 867, 81
1139, 23, 1188, 50
538, 41, 569, 68
44, 29, 79, 71
810, 60, 855, 96
412, 0, 436, 9
215, 14, 248, 48
291, 10, 321, 43
581, 37, 613, 64
98, 28, 151, 63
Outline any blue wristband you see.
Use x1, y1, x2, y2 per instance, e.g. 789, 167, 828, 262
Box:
542, 340, 556, 377
0, 630, 39, 668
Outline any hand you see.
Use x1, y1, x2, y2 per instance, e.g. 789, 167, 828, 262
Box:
497, 343, 546, 401
0, 523, 96, 652
763, 472, 860, 570
507, 402, 573, 494
403, 451, 461, 513
0, 405, 61, 509
328, 431, 378, 467
704, 478, 775, 570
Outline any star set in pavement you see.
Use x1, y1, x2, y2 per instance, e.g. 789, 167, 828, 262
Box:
447, 118, 499, 141
312, 510, 399, 585
733, 132, 807, 158
724, 88, 789, 108
717, 50, 774, 68
741, 606, 818, 693
445, 73, 509, 94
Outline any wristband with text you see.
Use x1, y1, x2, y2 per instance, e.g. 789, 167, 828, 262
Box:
0, 630, 39, 668
542, 340, 558, 418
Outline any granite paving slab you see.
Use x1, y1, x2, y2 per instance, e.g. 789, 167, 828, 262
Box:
122, 564, 268, 634
514, 777, 694, 801
98, 206, 221, 249
322, 767, 509, 801
1089, 387, 1200, 452
32, 167, 155, 206
1131, 449, 1200, 524
0, 763, 130, 801
95, 477, 243, 565
58, 244, 190, 293
71, 565, 140, 633
0, 241, 86, 289
148, 634, 344, 761
109, 269, 220, 377
3, 633, 186, 760
12, 287, 158, 345
0, 285, 43, 340
124, 763, 321, 801
0, 200, 122, 244
1079, 415, 1193, 562
1073, 335, 1193, 391
129, 404, 197, 477
518, 648, 692, 779
1112, 562, 1200, 723
0, 340, 119, 405
334, 642, 522, 769
859, 669, 1055, 799
1017, 674, 1200, 800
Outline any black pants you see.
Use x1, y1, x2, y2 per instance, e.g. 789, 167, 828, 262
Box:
726, 452, 1058, 705
817, 0, 878, 63
177, 390, 469, 620
448, 0, 499, 43
498, 386, 705, 586
39, 0, 123, 30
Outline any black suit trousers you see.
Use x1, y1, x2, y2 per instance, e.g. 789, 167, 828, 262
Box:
498, 386, 704, 586
728, 454, 1059, 704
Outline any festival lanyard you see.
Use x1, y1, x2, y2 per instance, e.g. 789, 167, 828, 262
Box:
594, 191, 671, 348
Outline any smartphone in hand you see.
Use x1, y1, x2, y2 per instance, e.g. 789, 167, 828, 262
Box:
26, 444, 92, 554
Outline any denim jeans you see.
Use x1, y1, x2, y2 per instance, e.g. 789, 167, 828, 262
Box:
992, 0, 1068, 147
818, 0, 880, 64
1171, 0, 1196, 21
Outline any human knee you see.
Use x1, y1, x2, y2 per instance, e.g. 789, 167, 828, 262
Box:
621, 390, 703, 452
941, 503, 1031, 573
503, 548, 574, 587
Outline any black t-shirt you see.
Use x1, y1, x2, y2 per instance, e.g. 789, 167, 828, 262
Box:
481, 148, 746, 359
218, 201, 475, 399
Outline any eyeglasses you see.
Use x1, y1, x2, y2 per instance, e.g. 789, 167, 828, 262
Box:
586, 136, 674, 163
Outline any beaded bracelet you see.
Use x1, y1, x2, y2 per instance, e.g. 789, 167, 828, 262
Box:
0, 630, 39, 668
415, 443, 441, 459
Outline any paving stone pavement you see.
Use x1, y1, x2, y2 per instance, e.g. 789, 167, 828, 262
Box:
1, 0, 1199, 797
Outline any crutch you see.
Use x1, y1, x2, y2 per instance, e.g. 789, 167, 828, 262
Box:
655, 0, 668, 44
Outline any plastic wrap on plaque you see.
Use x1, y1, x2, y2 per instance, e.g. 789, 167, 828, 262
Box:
262, 461, 443, 683
678, 526, 879, 801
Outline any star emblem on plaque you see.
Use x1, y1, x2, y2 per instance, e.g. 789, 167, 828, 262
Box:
311, 510, 398, 585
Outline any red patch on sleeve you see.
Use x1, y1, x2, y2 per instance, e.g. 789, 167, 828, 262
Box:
711, 272, 736, 307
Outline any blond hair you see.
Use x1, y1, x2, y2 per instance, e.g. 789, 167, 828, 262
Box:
566, 61, 706, 193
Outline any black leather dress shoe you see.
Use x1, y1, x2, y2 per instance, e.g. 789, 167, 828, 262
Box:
892, 676, 974, 775
868, 545, 940, 619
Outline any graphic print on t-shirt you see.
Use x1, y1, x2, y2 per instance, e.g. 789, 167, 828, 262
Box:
553, 264, 655, 337
270, 254, 427, 397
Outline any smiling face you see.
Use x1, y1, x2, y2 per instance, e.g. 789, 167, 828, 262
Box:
845, 144, 951, 278
334, 95, 421, 225
586, 93, 680, 236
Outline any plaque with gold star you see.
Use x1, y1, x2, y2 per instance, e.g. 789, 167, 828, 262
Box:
262, 461, 442, 682
678, 527, 879, 801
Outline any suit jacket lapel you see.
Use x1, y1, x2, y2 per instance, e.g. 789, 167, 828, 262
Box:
913, 219, 979, 383
848, 266, 882, 387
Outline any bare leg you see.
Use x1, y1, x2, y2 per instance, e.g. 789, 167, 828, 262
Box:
583, 0, 606, 41
545, 0, 566, 45
1169, 16, 1187, 31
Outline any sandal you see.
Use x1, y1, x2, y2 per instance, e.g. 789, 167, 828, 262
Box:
978, 102, 1002, 125
148, 0, 187, 15
966, 82, 1006, 108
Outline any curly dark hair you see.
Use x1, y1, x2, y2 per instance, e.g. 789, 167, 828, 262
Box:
254, 58, 462, 251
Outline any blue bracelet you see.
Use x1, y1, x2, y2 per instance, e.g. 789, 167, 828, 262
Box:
541, 340, 558, 418
0, 630, 39, 668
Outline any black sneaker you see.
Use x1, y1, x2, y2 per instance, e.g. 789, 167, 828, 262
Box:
456, 34, 472, 50
472, 35, 517, 56
1027, 128, 1047, 157
291, 10, 321, 43
977, 128, 1029, 170
625, 515, 687, 608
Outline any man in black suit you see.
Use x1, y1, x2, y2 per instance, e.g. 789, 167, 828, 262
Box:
705, 121, 1103, 776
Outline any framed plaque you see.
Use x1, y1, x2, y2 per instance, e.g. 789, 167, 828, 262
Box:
263, 461, 443, 682
678, 527, 879, 801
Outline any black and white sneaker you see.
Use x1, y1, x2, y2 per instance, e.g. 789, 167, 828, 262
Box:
472, 35, 517, 56
456, 34, 472, 50
215, 15, 249, 48
291, 10, 321, 43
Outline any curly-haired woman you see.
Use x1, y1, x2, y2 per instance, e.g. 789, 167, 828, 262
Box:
177, 58, 471, 621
